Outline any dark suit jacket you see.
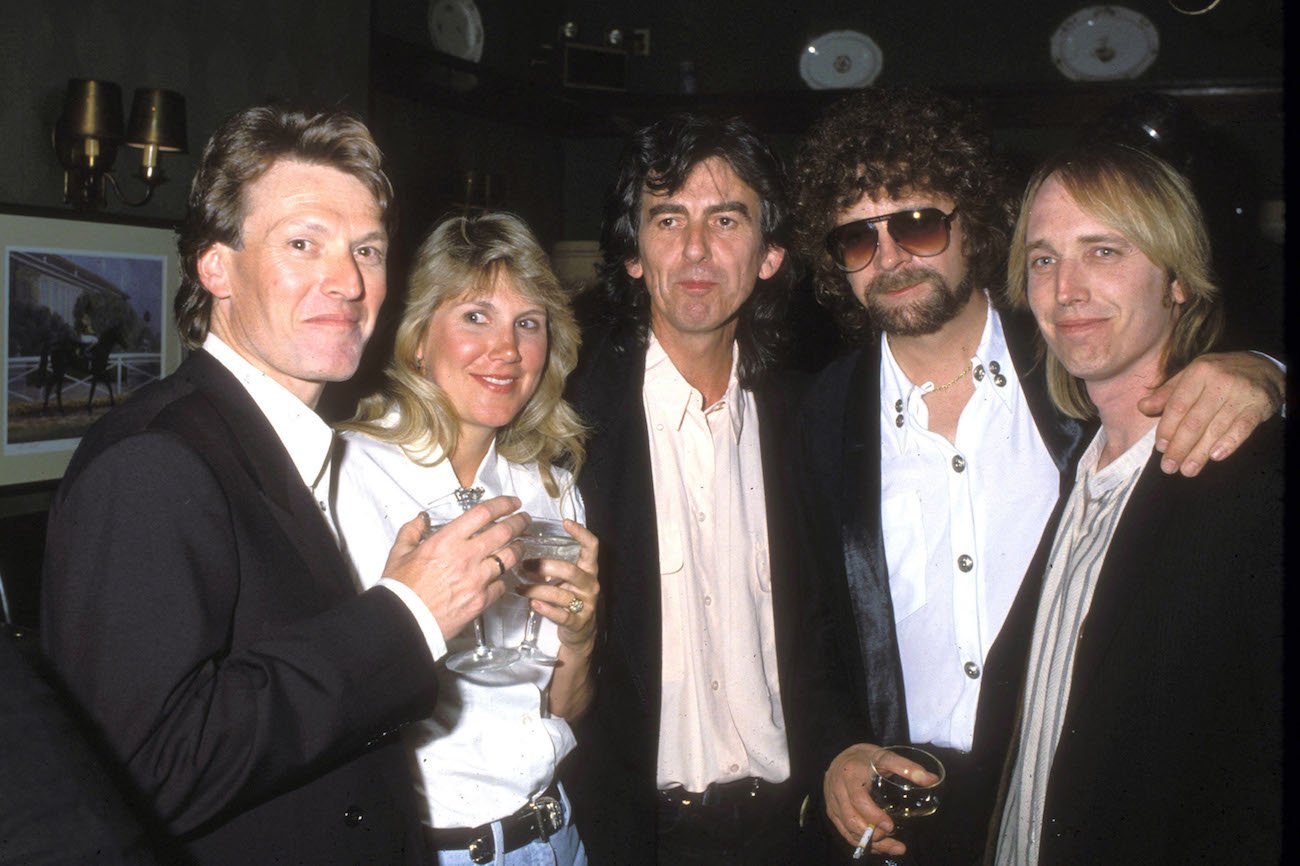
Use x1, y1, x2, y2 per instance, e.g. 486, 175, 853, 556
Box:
1, 625, 159, 865
560, 321, 819, 865
41, 350, 439, 865
791, 310, 1086, 863
1005, 418, 1284, 864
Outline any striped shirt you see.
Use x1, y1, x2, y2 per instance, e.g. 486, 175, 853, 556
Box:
996, 423, 1156, 865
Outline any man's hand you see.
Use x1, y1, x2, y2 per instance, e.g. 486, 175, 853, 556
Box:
382, 495, 528, 638
824, 744, 906, 859
1139, 351, 1284, 476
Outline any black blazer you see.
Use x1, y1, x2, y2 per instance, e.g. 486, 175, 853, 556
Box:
791, 310, 1086, 862
560, 321, 818, 864
41, 351, 439, 865
1003, 418, 1284, 864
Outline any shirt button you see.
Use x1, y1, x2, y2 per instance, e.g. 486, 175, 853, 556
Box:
988, 360, 1001, 374
343, 806, 365, 827
993, 373, 1008, 387
894, 398, 904, 412
656, 423, 664, 431
711, 680, 720, 691
696, 512, 706, 523
973, 364, 985, 381
957, 554, 974, 572
951, 455, 966, 473
703, 595, 712, 606
895, 414, 904, 428
964, 661, 981, 679
729, 763, 740, 774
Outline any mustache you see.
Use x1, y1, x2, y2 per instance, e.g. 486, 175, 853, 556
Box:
867, 267, 947, 296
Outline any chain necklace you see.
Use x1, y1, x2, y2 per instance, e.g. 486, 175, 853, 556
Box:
932, 361, 972, 393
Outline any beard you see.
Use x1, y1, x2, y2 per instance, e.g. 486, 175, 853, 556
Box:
862, 267, 975, 337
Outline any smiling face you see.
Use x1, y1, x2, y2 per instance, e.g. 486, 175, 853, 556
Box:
199, 159, 388, 406
834, 190, 974, 337
1024, 175, 1184, 397
417, 270, 548, 455
627, 156, 784, 349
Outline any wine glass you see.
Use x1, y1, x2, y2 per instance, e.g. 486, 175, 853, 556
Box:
513, 518, 581, 665
428, 487, 521, 675
865, 745, 945, 865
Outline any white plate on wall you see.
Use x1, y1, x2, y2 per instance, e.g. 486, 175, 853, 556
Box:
428, 0, 484, 63
800, 30, 883, 90
1051, 5, 1159, 81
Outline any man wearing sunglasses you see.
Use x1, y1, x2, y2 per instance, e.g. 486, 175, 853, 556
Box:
787, 86, 1283, 864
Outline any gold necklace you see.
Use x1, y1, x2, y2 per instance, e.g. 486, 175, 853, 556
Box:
932, 361, 972, 392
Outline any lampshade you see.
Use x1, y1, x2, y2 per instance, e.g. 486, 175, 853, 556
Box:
126, 88, 187, 153
61, 79, 124, 140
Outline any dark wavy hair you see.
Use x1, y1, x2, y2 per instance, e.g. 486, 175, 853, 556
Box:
175, 105, 395, 349
596, 113, 793, 386
791, 87, 1016, 343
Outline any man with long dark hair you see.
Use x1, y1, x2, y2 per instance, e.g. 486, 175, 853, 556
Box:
563, 114, 820, 864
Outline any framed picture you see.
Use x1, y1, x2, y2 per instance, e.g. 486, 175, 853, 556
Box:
2, 207, 181, 486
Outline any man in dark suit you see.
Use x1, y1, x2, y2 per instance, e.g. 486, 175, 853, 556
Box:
990, 142, 1281, 864
786, 87, 1283, 863
562, 114, 825, 865
40, 105, 528, 864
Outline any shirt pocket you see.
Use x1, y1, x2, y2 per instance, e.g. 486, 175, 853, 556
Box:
881, 490, 927, 621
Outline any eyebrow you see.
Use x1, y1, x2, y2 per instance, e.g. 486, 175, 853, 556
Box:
646, 200, 753, 219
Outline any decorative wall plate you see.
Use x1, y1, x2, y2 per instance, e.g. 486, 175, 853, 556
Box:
800, 30, 883, 90
1051, 6, 1159, 81
428, 0, 484, 63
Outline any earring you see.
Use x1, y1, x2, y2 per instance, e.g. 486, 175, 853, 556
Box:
415, 356, 424, 372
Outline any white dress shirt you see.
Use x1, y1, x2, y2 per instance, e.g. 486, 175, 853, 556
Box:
642, 334, 790, 792
996, 424, 1155, 865
334, 419, 582, 827
878, 302, 1059, 751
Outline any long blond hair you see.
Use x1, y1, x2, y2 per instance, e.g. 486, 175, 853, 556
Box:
342, 212, 585, 496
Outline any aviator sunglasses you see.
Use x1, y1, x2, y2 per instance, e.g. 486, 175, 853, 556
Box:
825, 207, 959, 273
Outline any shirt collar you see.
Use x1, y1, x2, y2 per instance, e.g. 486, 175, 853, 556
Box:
644, 332, 746, 440
203, 334, 334, 491
371, 408, 505, 516
880, 294, 1023, 432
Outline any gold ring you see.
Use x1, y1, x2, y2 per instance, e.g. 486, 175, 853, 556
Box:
490, 554, 506, 576
567, 596, 585, 614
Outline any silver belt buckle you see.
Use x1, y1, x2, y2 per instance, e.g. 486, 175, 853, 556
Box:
530, 795, 564, 841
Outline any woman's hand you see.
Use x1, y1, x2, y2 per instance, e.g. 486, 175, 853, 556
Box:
515, 518, 599, 653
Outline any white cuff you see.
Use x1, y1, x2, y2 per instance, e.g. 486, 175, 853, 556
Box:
378, 578, 448, 662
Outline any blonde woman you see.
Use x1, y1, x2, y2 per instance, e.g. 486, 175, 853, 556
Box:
335, 212, 596, 866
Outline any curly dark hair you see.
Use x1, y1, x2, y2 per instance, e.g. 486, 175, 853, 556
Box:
596, 113, 793, 387
791, 87, 1016, 343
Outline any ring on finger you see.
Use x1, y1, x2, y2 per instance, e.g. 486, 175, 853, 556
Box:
490, 554, 507, 576
567, 596, 584, 614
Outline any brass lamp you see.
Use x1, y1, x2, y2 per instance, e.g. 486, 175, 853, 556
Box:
53, 78, 187, 208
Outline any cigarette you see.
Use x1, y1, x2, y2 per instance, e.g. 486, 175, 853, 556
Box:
852, 824, 875, 860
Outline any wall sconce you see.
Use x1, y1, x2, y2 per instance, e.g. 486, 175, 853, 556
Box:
52, 79, 187, 209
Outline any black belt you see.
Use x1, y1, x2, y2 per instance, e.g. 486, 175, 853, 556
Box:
658, 776, 793, 812
427, 783, 565, 865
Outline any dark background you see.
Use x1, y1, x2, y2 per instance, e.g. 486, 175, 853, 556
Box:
0, 0, 1285, 626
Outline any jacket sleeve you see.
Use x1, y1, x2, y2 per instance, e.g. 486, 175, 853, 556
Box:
41, 431, 438, 834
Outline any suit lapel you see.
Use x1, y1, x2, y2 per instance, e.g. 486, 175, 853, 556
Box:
183, 352, 355, 597
1002, 308, 1088, 475
1059, 456, 1163, 718
840, 345, 910, 744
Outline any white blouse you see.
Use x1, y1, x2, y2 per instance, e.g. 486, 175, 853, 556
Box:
334, 420, 584, 828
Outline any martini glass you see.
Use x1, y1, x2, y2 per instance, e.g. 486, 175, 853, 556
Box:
430, 486, 520, 675
514, 518, 581, 665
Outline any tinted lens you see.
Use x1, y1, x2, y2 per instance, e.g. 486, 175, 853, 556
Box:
827, 220, 880, 272
889, 208, 953, 258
